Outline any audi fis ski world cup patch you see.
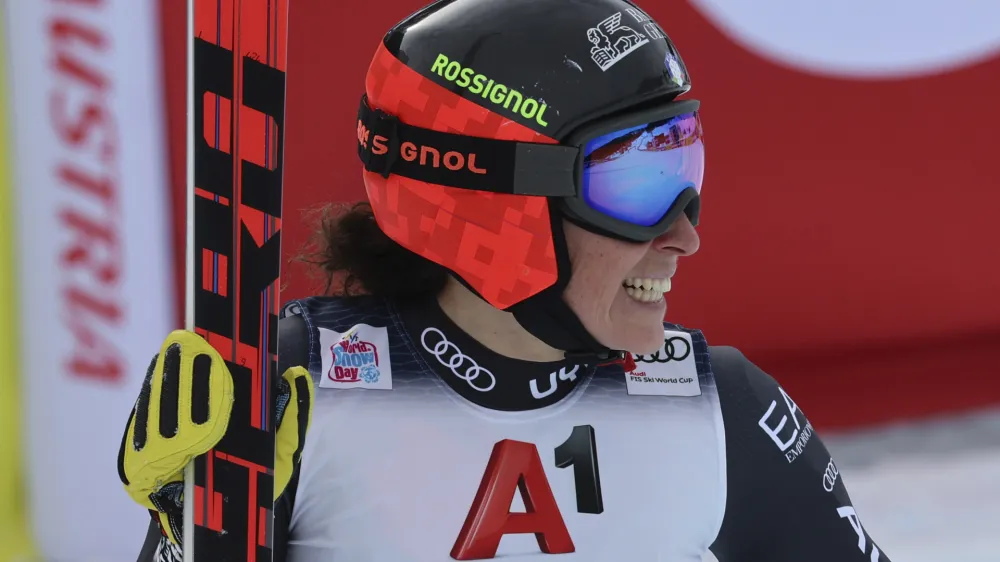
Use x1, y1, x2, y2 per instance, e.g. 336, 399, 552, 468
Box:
623, 331, 701, 397
319, 324, 393, 390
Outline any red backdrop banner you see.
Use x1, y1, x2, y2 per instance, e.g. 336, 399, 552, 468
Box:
163, 1, 1000, 428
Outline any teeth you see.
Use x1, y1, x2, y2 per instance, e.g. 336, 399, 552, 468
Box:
623, 277, 672, 293
622, 276, 670, 303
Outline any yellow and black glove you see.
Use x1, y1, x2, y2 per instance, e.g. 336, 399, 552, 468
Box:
117, 330, 314, 546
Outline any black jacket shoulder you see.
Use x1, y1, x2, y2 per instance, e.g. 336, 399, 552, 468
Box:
708, 346, 890, 562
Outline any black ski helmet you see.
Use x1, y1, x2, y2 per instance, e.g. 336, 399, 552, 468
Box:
357, 0, 701, 358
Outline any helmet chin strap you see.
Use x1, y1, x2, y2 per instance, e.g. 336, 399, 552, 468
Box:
507, 209, 623, 363
509, 289, 620, 362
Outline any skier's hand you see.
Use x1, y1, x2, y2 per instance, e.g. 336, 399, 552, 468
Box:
117, 330, 234, 544
117, 330, 314, 546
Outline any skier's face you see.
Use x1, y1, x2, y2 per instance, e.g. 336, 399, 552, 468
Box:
562, 215, 700, 354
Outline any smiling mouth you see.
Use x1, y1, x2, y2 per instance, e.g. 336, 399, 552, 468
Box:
622, 277, 671, 303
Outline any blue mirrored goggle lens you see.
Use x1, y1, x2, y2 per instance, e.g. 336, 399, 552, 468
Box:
581, 112, 704, 227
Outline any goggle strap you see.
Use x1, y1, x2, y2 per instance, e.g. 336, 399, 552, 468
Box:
512, 144, 577, 197
357, 95, 576, 197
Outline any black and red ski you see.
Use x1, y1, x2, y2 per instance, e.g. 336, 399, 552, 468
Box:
183, 0, 289, 560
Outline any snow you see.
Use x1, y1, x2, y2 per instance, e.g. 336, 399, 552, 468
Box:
823, 408, 1000, 562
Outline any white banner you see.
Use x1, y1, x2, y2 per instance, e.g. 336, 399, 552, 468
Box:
4, 0, 174, 559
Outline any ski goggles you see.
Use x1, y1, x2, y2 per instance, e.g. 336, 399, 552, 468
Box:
357, 96, 703, 242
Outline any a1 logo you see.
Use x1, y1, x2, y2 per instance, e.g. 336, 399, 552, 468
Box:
451, 425, 604, 560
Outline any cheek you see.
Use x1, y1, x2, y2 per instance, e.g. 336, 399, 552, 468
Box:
565, 250, 638, 312
572, 253, 624, 290
561, 220, 649, 308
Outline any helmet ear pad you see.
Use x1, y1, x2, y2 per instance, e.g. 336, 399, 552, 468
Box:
363, 168, 562, 308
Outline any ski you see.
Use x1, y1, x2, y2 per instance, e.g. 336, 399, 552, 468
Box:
183, 0, 289, 560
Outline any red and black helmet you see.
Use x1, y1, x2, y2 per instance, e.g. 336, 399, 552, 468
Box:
358, 0, 704, 357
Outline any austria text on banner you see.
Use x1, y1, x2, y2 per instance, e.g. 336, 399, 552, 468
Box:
4, 0, 175, 558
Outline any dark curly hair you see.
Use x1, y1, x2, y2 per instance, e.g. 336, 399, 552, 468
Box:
301, 202, 449, 299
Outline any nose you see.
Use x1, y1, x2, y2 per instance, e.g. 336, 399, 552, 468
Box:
653, 213, 700, 256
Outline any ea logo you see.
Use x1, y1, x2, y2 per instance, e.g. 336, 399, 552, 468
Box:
688, 1, 1000, 77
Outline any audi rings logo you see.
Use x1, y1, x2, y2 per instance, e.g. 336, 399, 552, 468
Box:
822, 457, 840, 492
420, 327, 496, 392
634, 337, 691, 363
